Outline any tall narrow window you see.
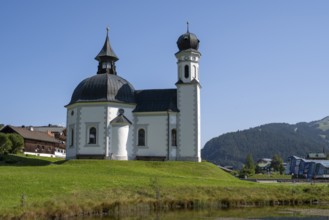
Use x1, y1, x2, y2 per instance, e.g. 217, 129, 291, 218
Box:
184, 65, 189, 78
193, 65, 197, 79
89, 127, 97, 144
70, 128, 74, 146
171, 129, 177, 146
138, 129, 145, 146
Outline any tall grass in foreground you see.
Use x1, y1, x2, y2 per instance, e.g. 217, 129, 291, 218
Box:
0, 155, 329, 219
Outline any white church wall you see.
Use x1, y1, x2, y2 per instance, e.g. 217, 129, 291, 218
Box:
177, 85, 201, 162
135, 114, 168, 157
111, 125, 129, 160
196, 86, 201, 159
78, 106, 107, 155
168, 113, 178, 160
66, 107, 78, 159
107, 104, 135, 159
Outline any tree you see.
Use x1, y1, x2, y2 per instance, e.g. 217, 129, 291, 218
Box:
8, 134, 24, 154
255, 165, 263, 174
239, 154, 255, 177
0, 133, 11, 157
271, 154, 285, 174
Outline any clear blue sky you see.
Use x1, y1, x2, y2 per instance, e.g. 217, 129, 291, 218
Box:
1, 1, 329, 147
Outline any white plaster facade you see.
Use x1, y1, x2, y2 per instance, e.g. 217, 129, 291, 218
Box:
65, 29, 202, 162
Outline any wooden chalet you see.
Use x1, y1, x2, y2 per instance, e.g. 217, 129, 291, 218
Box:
0, 125, 65, 157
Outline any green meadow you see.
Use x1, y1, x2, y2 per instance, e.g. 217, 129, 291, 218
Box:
1, 154, 329, 219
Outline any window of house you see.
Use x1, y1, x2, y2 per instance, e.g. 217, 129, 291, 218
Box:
89, 127, 97, 144
171, 129, 177, 146
184, 65, 189, 78
138, 129, 145, 146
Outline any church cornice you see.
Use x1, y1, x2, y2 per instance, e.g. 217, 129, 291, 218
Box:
65, 101, 136, 109
133, 111, 178, 116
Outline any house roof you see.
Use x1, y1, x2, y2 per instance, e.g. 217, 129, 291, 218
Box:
133, 89, 179, 113
31, 125, 65, 133
289, 156, 302, 160
318, 161, 329, 168
257, 158, 272, 163
0, 125, 62, 144
306, 153, 327, 159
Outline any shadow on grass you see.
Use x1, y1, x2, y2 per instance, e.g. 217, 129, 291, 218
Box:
0, 154, 67, 166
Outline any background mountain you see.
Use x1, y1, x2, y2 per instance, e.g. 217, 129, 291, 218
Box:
201, 116, 329, 169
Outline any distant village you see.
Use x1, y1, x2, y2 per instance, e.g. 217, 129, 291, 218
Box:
0, 124, 66, 158
254, 153, 329, 180
1, 123, 329, 180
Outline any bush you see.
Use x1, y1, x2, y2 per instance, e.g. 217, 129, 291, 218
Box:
8, 134, 24, 154
0, 133, 11, 156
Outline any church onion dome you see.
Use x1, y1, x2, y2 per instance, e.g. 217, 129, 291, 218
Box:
176, 22, 200, 51
67, 28, 136, 106
68, 73, 135, 105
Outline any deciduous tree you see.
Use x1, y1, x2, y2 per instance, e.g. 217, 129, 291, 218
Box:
239, 154, 255, 177
271, 154, 285, 174
8, 134, 24, 154
0, 133, 11, 157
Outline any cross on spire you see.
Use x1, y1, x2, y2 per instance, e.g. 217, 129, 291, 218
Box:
95, 27, 119, 75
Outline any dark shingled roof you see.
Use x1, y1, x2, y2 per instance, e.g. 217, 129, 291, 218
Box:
133, 89, 179, 112
95, 31, 119, 62
1, 126, 62, 144
68, 74, 135, 105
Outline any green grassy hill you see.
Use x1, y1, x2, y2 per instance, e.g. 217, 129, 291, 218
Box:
0, 154, 241, 217
1, 155, 329, 219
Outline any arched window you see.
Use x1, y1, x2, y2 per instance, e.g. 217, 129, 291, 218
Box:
138, 129, 145, 146
171, 129, 177, 146
193, 65, 197, 79
70, 128, 74, 146
89, 127, 97, 144
184, 65, 189, 78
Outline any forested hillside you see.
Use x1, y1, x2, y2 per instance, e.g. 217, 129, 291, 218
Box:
202, 116, 329, 168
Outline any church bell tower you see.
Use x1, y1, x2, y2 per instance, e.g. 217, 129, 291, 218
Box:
175, 23, 201, 162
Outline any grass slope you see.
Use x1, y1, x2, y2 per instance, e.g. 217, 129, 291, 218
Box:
0, 155, 329, 218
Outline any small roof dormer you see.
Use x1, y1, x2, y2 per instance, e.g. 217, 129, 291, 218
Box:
95, 28, 119, 75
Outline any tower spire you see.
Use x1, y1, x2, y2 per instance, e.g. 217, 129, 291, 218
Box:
186, 21, 189, 33
95, 28, 119, 75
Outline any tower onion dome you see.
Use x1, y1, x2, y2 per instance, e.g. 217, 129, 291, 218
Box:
176, 22, 200, 51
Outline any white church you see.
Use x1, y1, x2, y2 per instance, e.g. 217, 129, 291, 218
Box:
65, 27, 202, 162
